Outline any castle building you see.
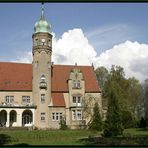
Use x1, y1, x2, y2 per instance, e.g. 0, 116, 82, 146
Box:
0, 4, 102, 129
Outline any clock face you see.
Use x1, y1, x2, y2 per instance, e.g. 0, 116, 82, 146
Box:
41, 39, 45, 43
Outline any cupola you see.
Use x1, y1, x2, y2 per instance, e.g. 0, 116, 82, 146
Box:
34, 3, 51, 33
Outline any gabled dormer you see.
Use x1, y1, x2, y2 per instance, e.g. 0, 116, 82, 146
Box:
68, 67, 85, 108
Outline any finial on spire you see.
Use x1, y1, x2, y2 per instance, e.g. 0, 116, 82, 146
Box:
41, 2, 45, 20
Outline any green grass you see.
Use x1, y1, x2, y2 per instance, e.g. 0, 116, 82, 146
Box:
123, 128, 148, 137
0, 129, 101, 146
0, 128, 148, 146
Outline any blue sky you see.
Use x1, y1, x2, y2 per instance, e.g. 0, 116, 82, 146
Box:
1, 3, 148, 81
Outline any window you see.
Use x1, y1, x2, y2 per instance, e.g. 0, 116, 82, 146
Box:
73, 96, 76, 103
22, 96, 30, 104
72, 96, 81, 106
72, 110, 82, 121
34, 38, 38, 46
52, 113, 55, 121
77, 110, 82, 120
41, 94, 45, 103
41, 112, 45, 121
5, 96, 14, 104
73, 80, 81, 88
72, 110, 76, 120
52, 112, 63, 121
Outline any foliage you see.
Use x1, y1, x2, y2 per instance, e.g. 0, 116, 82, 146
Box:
142, 79, 148, 126
95, 65, 142, 122
138, 117, 147, 128
59, 118, 68, 130
103, 86, 124, 137
121, 110, 136, 129
81, 94, 99, 128
88, 103, 103, 131
95, 66, 108, 95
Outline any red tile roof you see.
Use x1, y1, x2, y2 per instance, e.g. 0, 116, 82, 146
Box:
0, 62, 32, 91
52, 93, 65, 107
0, 62, 100, 93
51, 65, 100, 92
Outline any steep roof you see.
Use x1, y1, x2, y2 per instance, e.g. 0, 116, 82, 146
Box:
51, 65, 100, 92
0, 62, 100, 93
52, 93, 65, 107
0, 62, 32, 91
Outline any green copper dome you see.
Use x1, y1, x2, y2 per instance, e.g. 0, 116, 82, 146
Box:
34, 4, 51, 33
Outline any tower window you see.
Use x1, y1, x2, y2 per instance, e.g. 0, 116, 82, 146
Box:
41, 94, 45, 103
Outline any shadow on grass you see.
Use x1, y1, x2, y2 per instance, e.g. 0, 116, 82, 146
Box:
0, 134, 11, 145
79, 136, 148, 146
137, 128, 148, 131
13, 143, 30, 146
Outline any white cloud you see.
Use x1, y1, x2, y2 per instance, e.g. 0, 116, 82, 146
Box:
94, 40, 148, 82
13, 28, 148, 82
52, 28, 97, 65
13, 51, 32, 63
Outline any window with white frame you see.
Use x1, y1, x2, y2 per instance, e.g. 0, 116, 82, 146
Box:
22, 96, 30, 104
5, 96, 14, 104
72, 96, 81, 106
52, 112, 62, 121
73, 80, 81, 88
41, 94, 45, 103
41, 112, 45, 121
72, 110, 82, 120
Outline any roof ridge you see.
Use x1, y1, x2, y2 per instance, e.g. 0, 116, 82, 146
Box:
0, 62, 31, 65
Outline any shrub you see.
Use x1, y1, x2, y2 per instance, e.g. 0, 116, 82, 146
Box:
59, 118, 68, 130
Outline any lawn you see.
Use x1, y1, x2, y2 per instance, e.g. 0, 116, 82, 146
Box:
0, 128, 148, 146
0, 129, 101, 146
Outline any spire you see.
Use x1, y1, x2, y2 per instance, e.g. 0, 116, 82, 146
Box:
41, 2, 45, 20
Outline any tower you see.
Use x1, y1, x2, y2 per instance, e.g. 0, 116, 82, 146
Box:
32, 3, 52, 129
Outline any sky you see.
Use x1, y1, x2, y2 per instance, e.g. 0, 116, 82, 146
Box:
1, 3, 148, 82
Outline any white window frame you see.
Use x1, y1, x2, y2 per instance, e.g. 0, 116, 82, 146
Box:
52, 112, 63, 121
5, 96, 14, 104
41, 112, 45, 121
41, 94, 45, 103
73, 80, 81, 88
72, 96, 81, 106
22, 96, 30, 104
72, 109, 82, 121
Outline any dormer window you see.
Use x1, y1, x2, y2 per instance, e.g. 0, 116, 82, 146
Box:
73, 80, 81, 89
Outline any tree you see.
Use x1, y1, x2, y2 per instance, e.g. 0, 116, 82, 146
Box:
89, 102, 103, 131
142, 79, 148, 127
120, 110, 135, 129
81, 94, 102, 128
103, 85, 124, 137
95, 66, 108, 94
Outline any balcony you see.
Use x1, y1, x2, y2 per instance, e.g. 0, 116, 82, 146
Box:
0, 102, 36, 108
39, 81, 47, 89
